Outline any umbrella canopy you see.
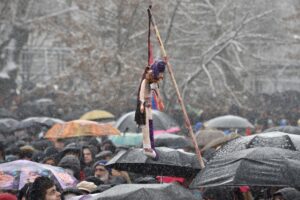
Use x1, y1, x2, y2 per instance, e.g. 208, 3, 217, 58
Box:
106, 147, 201, 178
0, 118, 19, 133
213, 132, 300, 158
154, 133, 191, 149
108, 132, 143, 147
0, 160, 77, 190
20, 98, 56, 117
44, 120, 120, 139
201, 133, 240, 152
78, 183, 197, 200
17, 117, 64, 130
204, 115, 254, 129
190, 147, 300, 188
115, 110, 180, 134
196, 129, 225, 148
80, 110, 115, 121
264, 126, 300, 135
0, 108, 17, 119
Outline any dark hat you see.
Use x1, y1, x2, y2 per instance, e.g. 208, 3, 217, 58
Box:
93, 160, 111, 174
44, 146, 59, 157
93, 160, 107, 169
58, 155, 80, 175
31, 151, 45, 163
61, 143, 80, 157
151, 60, 166, 79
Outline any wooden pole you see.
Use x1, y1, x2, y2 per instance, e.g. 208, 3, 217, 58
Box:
147, 6, 205, 169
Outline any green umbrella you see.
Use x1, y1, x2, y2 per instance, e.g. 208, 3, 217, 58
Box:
109, 132, 142, 147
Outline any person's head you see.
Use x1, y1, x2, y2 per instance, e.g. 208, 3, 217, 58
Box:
42, 156, 57, 166
93, 160, 110, 182
81, 146, 96, 166
58, 155, 80, 180
54, 139, 65, 151
60, 143, 80, 158
30, 176, 61, 200
19, 145, 35, 160
149, 60, 166, 82
100, 140, 116, 153
18, 183, 32, 200
273, 194, 284, 200
83, 148, 93, 164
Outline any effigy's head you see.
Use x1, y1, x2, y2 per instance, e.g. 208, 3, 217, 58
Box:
150, 60, 166, 81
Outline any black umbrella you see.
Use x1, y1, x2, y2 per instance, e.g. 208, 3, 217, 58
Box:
115, 110, 180, 134
190, 147, 300, 188
16, 117, 64, 130
106, 147, 201, 178
87, 183, 197, 200
154, 133, 191, 149
213, 132, 300, 159
204, 115, 254, 129
0, 118, 19, 133
264, 126, 300, 135
0, 108, 17, 119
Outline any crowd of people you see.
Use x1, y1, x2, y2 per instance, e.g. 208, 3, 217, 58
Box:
0, 129, 299, 199
0, 135, 137, 199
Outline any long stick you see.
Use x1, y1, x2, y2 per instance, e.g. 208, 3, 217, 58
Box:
147, 6, 205, 169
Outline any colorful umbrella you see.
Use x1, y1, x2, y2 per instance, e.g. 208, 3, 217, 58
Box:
109, 132, 143, 147
80, 110, 115, 121
44, 120, 120, 139
0, 160, 77, 190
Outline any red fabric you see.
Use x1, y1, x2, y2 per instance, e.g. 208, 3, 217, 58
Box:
245, 128, 252, 136
80, 170, 85, 181
148, 41, 154, 65
156, 176, 185, 184
0, 193, 17, 200
239, 186, 250, 193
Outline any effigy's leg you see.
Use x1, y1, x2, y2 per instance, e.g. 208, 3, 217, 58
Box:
141, 110, 151, 149
142, 107, 157, 159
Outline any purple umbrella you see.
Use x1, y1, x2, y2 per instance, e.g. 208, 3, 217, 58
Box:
0, 160, 77, 190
